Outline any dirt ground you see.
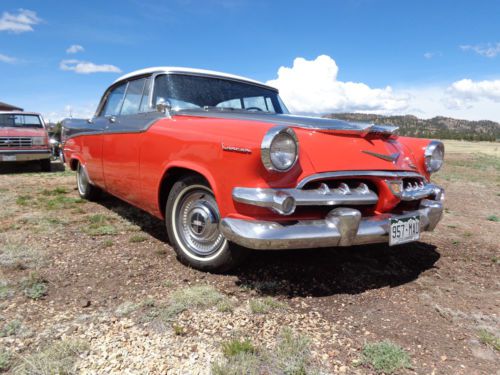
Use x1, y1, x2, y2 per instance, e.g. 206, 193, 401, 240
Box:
0, 140, 498, 374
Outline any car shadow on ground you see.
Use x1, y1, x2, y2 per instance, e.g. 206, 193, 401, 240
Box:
98, 194, 440, 298
0, 160, 65, 174
98, 193, 170, 242
233, 242, 439, 297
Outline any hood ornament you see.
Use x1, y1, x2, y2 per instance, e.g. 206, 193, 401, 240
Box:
362, 150, 400, 163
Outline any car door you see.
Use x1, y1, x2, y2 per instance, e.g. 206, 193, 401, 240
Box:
101, 76, 155, 205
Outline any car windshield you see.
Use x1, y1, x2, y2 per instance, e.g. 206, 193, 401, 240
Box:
0, 114, 43, 128
153, 74, 289, 114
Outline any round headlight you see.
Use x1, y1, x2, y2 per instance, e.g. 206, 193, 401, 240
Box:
424, 141, 444, 173
261, 127, 299, 172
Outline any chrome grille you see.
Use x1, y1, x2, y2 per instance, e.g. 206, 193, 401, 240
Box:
0, 137, 33, 148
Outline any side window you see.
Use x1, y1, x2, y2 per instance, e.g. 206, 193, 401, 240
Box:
102, 83, 127, 117
121, 78, 146, 116
243, 96, 268, 111
217, 99, 242, 109
139, 77, 151, 112
152, 75, 168, 107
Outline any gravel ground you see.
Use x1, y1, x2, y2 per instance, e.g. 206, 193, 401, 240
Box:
0, 145, 498, 374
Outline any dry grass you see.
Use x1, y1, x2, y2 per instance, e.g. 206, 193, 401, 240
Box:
249, 297, 287, 314
12, 339, 88, 375
212, 328, 316, 375
443, 140, 499, 156
0, 235, 43, 270
478, 329, 500, 351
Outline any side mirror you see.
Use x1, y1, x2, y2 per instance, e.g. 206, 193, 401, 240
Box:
156, 98, 171, 114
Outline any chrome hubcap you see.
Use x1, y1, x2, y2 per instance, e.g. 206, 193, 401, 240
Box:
175, 188, 225, 257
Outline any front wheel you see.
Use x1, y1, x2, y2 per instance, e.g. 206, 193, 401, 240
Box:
165, 175, 248, 272
76, 162, 101, 201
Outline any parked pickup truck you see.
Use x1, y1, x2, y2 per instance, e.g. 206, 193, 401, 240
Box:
62, 67, 445, 271
0, 111, 52, 171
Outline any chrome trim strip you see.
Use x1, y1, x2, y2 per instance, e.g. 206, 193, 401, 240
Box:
233, 183, 378, 211
220, 199, 443, 250
0, 150, 50, 154
297, 170, 426, 188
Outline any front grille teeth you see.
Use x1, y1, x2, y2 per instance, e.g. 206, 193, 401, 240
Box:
0, 137, 33, 148
404, 181, 425, 191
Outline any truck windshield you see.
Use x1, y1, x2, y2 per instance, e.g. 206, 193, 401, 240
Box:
0, 114, 43, 128
153, 74, 289, 114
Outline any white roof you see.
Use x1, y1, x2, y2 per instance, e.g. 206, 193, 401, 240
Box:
113, 66, 276, 90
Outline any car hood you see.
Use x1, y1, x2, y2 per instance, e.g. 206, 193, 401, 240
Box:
174, 109, 420, 174
0, 126, 46, 137
174, 109, 398, 136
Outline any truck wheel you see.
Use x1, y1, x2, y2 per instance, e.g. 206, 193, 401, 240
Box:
76, 162, 101, 201
40, 159, 51, 172
165, 175, 248, 272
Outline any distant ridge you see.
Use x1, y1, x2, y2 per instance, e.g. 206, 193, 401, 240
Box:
323, 113, 500, 141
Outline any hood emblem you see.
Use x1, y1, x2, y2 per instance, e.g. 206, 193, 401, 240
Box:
362, 150, 400, 163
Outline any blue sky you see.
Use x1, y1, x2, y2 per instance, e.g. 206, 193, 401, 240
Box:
1, 0, 500, 122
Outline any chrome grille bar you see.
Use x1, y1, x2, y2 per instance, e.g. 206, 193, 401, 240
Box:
0, 137, 33, 148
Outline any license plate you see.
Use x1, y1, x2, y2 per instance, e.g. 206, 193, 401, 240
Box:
390, 215, 420, 245
1, 155, 16, 161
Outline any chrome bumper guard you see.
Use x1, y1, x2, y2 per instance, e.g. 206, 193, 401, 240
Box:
220, 199, 443, 250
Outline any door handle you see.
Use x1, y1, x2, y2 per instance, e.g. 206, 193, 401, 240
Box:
109, 116, 116, 123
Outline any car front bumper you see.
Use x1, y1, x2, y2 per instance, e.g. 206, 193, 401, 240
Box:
220, 199, 443, 250
0, 149, 51, 162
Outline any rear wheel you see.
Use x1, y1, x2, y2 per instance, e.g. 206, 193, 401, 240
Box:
165, 175, 248, 272
76, 162, 101, 201
40, 159, 51, 172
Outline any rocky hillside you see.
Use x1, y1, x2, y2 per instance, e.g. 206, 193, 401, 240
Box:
323, 113, 500, 141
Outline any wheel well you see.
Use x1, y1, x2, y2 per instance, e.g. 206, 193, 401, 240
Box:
158, 167, 210, 217
69, 158, 79, 171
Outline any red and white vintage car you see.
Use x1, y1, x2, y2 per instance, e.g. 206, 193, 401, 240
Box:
0, 111, 52, 171
62, 67, 445, 271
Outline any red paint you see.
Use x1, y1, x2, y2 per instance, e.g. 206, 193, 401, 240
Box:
64, 114, 434, 220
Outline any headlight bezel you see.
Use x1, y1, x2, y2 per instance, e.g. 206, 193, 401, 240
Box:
424, 140, 445, 173
261, 126, 299, 172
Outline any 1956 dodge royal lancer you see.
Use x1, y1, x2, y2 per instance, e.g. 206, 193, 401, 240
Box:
62, 67, 445, 271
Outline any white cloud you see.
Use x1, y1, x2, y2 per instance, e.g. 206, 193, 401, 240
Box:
60, 59, 122, 74
43, 103, 97, 123
266, 55, 409, 115
423, 51, 442, 59
0, 53, 17, 64
444, 78, 500, 109
0, 9, 41, 33
66, 44, 84, 54
460, 43, 500, 58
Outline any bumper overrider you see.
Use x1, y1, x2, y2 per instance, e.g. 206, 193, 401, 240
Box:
220, 174, 444, 250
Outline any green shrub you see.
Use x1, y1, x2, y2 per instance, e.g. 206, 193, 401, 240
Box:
361, 341, 412, 373
222, 339, 256, 357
